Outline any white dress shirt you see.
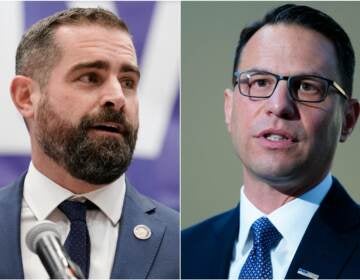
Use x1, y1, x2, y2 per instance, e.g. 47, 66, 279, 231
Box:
21, 162, 126, 279
228, 173, 332, 279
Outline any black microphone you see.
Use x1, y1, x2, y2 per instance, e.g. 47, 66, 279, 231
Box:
26, 221, 85, 279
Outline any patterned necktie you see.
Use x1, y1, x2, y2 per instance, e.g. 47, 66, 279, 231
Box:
58, 200, 95, 279
239, 217, 282, 279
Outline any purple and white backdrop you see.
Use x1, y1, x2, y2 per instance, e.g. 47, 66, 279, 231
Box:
0, 1, 179, 210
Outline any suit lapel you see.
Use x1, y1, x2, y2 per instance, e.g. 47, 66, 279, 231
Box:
211, 205, 239, 278
195, 205, 239, 278
0, 175, 25, 278
110, 182, 166, 279
286, 178, 360, 278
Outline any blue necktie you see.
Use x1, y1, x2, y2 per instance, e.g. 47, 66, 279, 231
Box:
239, 217, 282, 279
58, 200, 93, 278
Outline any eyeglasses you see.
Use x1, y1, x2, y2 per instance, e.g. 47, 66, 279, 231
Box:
233, 70, 348, 102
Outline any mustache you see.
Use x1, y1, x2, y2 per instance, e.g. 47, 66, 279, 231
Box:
79, 108, 133, 134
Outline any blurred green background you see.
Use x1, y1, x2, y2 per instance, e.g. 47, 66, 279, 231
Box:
181, 2, 360, 228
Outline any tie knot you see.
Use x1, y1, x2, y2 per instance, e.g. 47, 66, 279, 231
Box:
251, 217, 282, 250
58, 200, 92, 222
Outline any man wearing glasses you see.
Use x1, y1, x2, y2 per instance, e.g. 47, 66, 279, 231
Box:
182, 4, 360, 279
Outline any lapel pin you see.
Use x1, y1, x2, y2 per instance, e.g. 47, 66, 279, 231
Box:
133, 224, 152, 240
297, 268, 319, 279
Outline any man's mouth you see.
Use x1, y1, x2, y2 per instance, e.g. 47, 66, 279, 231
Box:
257, 129, 298, 142
91, 122, 124, 134
264, 133, 288, 141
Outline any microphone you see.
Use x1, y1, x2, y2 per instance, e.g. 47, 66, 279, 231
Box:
26, 221, 85, 279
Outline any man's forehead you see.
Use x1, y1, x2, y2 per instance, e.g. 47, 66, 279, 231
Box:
53, 23, 138, 66
241, 23, 335, 56
59, 22, 131, 38
54, 24, 135, 49
238, 23, 338, 76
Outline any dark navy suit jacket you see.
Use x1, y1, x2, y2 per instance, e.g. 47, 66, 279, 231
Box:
182, 177, 360, 279
0, 174, 179, 279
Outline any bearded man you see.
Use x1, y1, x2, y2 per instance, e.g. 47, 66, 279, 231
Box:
0, 7, 178, 279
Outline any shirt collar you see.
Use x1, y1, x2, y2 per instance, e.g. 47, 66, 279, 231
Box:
238, 173, 332, 256
23, 161, 126, 225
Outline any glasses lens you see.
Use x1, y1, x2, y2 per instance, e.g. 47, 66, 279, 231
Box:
239, 72, 277, 98
289, 76, 327, 102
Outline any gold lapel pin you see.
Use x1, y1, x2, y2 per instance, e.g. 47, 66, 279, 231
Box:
133, 224, 152, 240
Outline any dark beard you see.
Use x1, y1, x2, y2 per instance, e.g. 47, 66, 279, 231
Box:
36, 97, 138, 185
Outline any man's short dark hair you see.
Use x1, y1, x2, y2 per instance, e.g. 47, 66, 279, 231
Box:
16, 7, 130, 89
232, 4, 355, 97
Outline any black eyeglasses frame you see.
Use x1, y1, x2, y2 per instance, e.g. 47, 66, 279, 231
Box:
233, 70, 348, 103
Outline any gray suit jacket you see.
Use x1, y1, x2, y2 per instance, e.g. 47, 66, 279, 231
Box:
0, 174, 179, 279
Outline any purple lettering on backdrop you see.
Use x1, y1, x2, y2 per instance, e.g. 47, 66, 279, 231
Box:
0, 1, 179, 210
24, 1, 67, 28
115, 1, 155, 64
128, 93, 180, 209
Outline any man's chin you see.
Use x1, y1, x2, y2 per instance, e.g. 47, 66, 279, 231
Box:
70, 169, 125, 186
248, 162, 303, 184
254, 170, 315, 194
